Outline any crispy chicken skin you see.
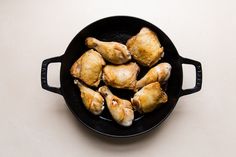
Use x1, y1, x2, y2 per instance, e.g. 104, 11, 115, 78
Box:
98, 86, 134, 126
74, 80, 104, 115
70, 49, 105, 87
102, 62, 140, 90
135, 63, 171, 91
131, 82, 168, 113
126, 27, 164, 67
85, 37, 131, 64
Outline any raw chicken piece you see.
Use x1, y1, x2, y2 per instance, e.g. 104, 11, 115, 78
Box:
131, 82, 168, 113
135, 63, 171, 91
85, 37, 131, 64
102, 62, 140, 90
70, 49, 105, 87
74, 80, 104, 115
98, 86, 134, 126
126, 27, 164, 67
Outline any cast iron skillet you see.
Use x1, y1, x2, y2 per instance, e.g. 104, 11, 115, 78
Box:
41, 16, 202, 138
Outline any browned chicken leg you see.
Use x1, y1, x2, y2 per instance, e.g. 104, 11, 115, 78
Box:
99, 86, 134, 126
131, 82, 168, 113
135, 63, 171, 91
85, 37, 131, 64
126, 27, 164, 67
74, 80, 104, 115
70, 49, 105, 87
102, 62, 140, 90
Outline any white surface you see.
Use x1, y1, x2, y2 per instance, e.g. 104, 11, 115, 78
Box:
0, 0, 236, 157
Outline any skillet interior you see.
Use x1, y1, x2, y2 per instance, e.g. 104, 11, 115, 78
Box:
60, 16, 183, 137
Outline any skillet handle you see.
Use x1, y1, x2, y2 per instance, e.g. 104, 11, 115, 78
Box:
41, 56, 62, 95
180, 57, 202, 96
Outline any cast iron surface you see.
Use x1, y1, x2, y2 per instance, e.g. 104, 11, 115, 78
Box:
41, 16, 202, 137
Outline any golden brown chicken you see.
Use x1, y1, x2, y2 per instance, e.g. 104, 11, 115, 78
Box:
135, 63, 171, 91
102, 62, 140, 90
85, 37, 131, 64
131, 82, 168, 113
126, 27, 164, 67
98, 86, 134, 126
74, 80, 104, 115
70, 49, 105, 87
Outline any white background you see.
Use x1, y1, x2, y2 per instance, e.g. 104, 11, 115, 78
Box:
0, 0, 236, 156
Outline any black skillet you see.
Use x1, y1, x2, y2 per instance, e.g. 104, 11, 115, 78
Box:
41, 16, 202, 137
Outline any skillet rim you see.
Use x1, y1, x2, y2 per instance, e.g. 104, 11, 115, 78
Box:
59, 16, 185, 138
